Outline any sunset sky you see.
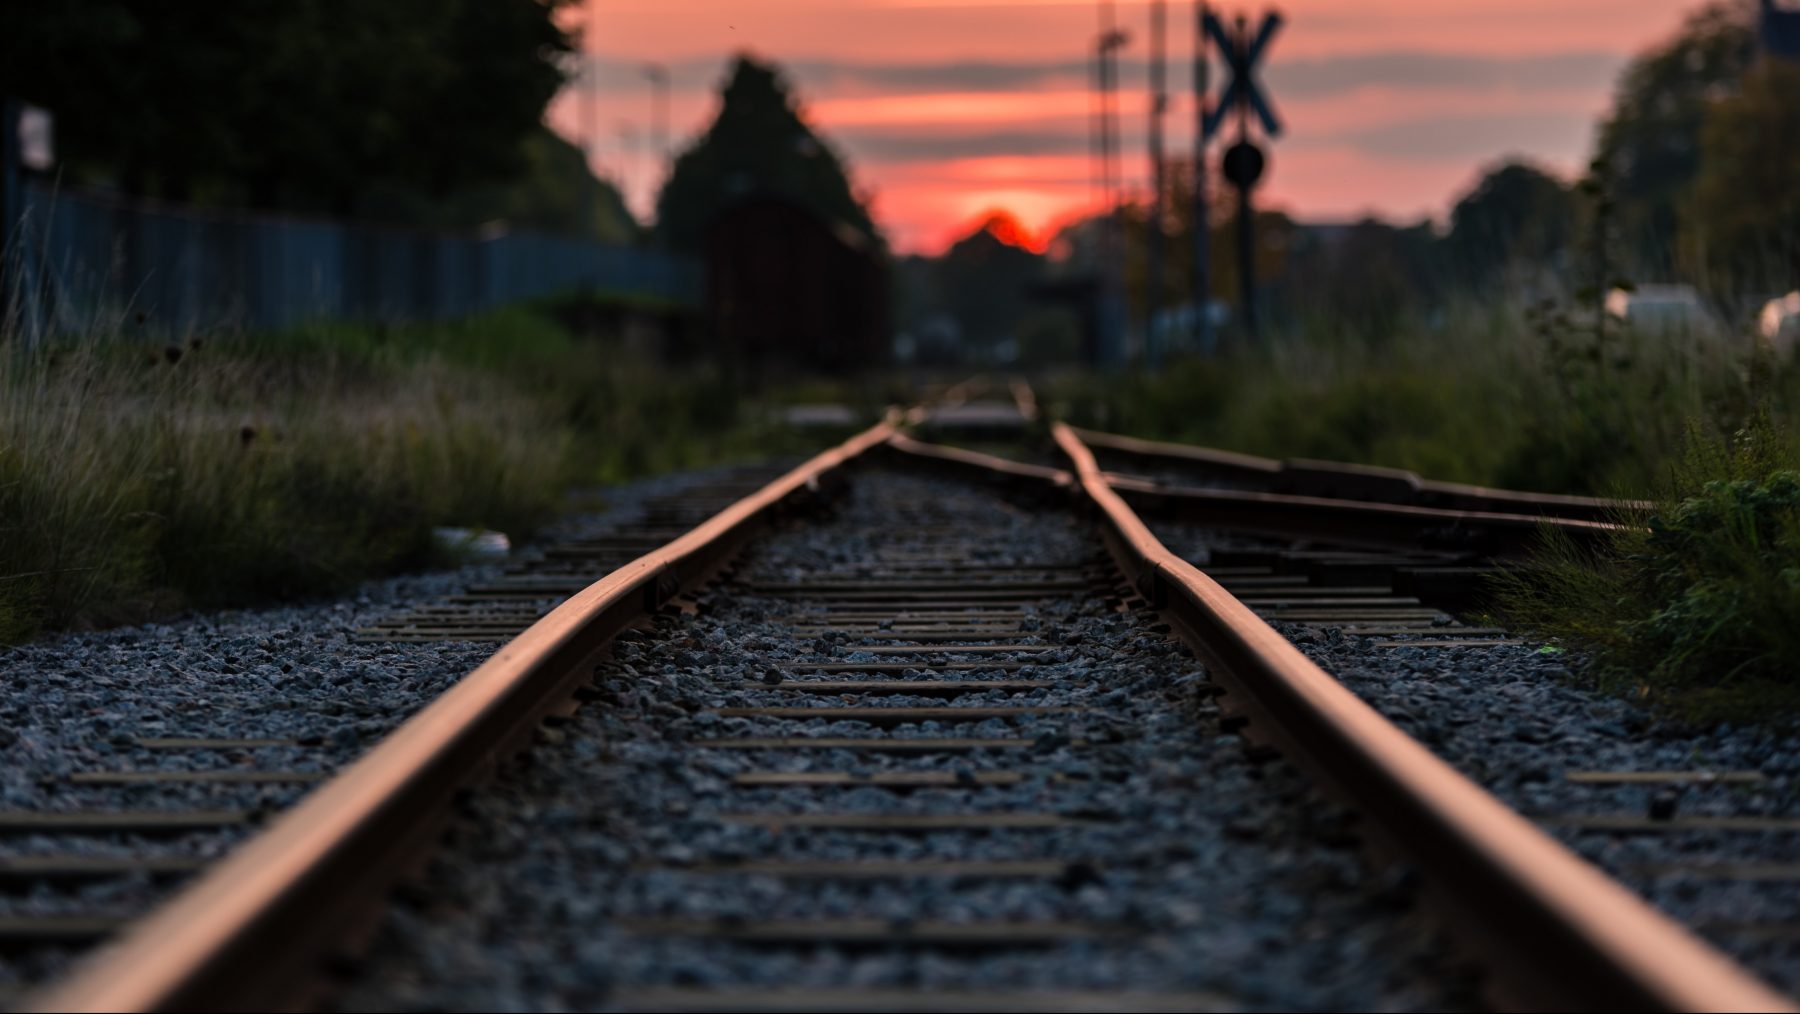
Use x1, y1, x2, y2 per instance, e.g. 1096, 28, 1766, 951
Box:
550, 0, 1706, 253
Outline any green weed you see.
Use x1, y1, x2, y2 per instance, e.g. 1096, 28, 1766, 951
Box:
1047, 295, 1766, 497
1498, 415, 1800, 722
0, 304, 855, 642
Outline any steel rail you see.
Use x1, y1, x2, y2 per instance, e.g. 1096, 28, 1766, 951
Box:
1105, 471, 1619, 559
1053, 421, 1791, 1013
25, 418, 901, 1013
1073, 425, 1645, 521
882, 432, 1071, 490
877, 431, 1611, 560
1070, 424, 1282, 482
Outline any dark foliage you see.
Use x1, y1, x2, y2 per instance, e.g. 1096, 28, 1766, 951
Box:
1, 0, 575, 213
654, 55, 879, 253
1444, 161, 1576, 286
1594, 0, 1758, 278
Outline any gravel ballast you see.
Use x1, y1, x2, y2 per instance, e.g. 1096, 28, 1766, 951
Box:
1150, 518, 1800, 997
0, 463, 757, 992
334, 470, 1476, 1012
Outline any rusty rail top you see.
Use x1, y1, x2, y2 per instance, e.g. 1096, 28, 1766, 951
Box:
28, 399, 1784, 1013
26, 418, 901, 1014
1053, 422, 1791, 1013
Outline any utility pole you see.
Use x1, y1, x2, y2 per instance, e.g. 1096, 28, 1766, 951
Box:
586, 56, 603, 176
1146, 0, 1167, 368
616, 122, 638, 218
644, 64, 669, 169
2, 99, 21, 325
1095, 1, 1129, 367
575, 56, 602, 249
1192, 2, 1211, 353
3, 99, 51, 342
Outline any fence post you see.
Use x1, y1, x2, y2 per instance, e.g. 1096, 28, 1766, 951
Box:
2, 97, 21, 331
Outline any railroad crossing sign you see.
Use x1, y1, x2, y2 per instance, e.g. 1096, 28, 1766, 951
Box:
1202, 10, 1283, 141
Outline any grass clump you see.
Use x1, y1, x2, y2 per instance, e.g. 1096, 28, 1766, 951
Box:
0, 300, 863, 643
0, 330, 570, 639
1045, 296, 1757, 496
1498, 416, 1800, 722
1046, 293, 1800, 722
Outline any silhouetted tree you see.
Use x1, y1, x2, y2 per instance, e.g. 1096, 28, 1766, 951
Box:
1444, 161, 1575, 287
1684, 60, 1800, 295
654, 55, 879, 252
1, 0, 574, 212
1595, 0, 1758, 276
1274, 218, 1438, 340
934, 215, 1044, 355
365, 126, 638, 242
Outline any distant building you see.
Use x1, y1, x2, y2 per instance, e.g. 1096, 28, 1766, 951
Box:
1763, 0, 1800, 60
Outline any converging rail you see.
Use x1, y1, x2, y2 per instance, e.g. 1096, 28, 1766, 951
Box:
25, 421, 901, 1011
21, 391, 1794, 1011
1073, 425, 1647, 522
1052, 423, 1789, 1013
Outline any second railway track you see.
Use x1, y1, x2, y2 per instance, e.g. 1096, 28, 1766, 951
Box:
17, 402, 1798, 1011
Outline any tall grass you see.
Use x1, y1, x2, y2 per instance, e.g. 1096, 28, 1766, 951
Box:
0, 302, 854, 642
1049, 297, 1800, 719
1047, 298, 1765, 497
0, 329, 570, 639
1496, 414, 1800, 721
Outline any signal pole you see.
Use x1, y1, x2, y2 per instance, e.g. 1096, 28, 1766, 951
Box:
1202, 7, 1282, 345
1094, 3, 1130, 367
1233, 15, 1255, 339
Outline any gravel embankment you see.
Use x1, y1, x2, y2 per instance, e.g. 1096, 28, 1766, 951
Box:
1151, 518, 1800, 996
0, 463, 755, 991
334, 471, 1478, 1012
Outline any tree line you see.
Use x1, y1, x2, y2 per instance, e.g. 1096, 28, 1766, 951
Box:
928, 0, 1800, 357
2, 0, 635, 241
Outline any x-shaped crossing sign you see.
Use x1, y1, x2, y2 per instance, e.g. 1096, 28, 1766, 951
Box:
1202, 10, 1283, 141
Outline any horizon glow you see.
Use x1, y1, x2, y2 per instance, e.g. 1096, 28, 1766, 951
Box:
555, 0, 1705, 253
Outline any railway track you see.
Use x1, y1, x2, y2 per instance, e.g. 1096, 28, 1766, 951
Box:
1072, 423, 1800, 1000
12, 393, 1798, 1010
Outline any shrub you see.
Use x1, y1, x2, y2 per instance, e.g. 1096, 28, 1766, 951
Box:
0, 298, 866, 641
1498, 417, 1800, 721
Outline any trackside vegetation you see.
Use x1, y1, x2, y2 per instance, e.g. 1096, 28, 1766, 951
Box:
0, 305, 847, 644
1049, 320, 1800, 722
1046, 293, 1770, 497
1495, 417, 1800, 722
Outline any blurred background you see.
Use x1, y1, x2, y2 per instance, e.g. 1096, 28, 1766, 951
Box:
2, 0, 1799, 637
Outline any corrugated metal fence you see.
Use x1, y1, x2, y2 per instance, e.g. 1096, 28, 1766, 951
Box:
5, 182, 699, 339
